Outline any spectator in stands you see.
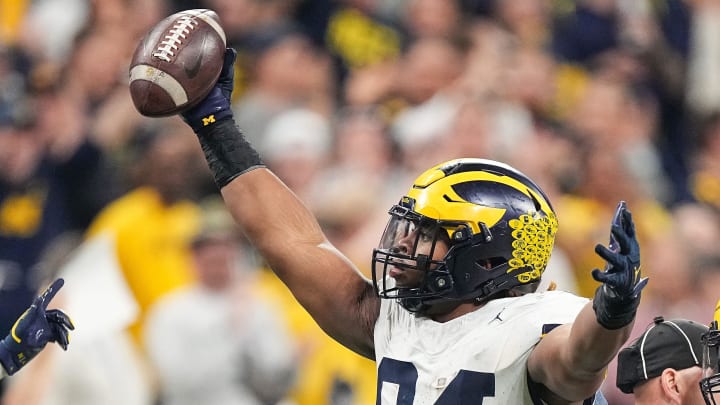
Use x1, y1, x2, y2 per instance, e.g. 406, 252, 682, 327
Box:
145, 198, 297, 405
85, 119, 209, 349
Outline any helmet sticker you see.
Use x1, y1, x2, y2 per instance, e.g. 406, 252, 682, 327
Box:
508, 211, 559, 283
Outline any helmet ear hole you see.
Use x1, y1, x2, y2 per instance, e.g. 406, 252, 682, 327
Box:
475, 257, 507, 270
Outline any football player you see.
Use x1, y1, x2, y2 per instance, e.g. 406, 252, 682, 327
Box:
0, 278, 74, 378
176, 48, 647, 404
700, 299, 720, 404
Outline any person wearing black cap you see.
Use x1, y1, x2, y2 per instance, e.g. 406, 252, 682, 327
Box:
617, 316, 709, 404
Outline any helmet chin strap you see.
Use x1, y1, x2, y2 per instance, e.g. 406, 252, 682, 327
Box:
401, 297, 468, 318
402, 276, 541, 317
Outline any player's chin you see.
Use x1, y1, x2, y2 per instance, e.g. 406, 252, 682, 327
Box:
389, 266, 424, 288
388, 266, 404, 279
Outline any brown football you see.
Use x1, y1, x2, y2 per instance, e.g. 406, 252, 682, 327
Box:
129, 9, 226, 117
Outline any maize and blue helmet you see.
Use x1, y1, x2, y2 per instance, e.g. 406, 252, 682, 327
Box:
372, 158, 559, 314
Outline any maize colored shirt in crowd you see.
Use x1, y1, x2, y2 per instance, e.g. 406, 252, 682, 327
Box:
554, 195, 671, 298
0, 0, 28, 44
256, 267, 377, 405
85, 187, 199, 345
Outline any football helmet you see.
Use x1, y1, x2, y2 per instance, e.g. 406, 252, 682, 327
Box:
701, 301, 720, 404
372, 158, 558, 314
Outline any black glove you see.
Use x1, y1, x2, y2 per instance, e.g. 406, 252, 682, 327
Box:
591, 202, 648, 329
181, 48, 237, 132
0, 278, 75, 375
178, 47, 264, 188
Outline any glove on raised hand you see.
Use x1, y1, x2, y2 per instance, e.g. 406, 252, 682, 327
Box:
181, 48, 237, 132
179, 47, 264, 189
591, 202, 648, 330
0, 278, 75, 375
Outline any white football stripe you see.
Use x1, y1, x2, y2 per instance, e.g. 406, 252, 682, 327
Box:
129, 64, 188, 105
185, 9, 226, 45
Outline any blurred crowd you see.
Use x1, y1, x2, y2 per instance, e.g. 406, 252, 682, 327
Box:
2, 0, 720, 404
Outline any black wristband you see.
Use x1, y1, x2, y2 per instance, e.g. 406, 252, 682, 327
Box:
195, 117, 265, 188
592, 284, 641, 330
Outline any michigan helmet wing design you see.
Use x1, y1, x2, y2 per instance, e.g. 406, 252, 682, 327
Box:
372, 158, 558, 314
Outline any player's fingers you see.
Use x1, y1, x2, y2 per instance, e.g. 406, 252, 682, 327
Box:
594, 244, 622, 268
591, 268, 608, 283
48, 323, 69, 350
217, 48, 237, 98
57, 325, 69, 351
224, 48, 237, 68
38, 278, 64, 310
220, 48, 237, 79
46, 309, 75, 330
610, 225, 631, 254
621, 209, 636, 237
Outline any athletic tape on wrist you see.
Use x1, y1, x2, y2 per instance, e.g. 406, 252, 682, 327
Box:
195, 117, 265, 188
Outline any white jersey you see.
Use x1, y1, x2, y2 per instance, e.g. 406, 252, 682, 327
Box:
374, 291, 601, 405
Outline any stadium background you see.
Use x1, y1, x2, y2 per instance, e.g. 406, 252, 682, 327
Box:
1, 0, 720, 404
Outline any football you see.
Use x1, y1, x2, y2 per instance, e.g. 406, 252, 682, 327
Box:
129, 9, 226, 117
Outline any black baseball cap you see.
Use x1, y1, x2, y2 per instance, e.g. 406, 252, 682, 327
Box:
616, 316, 709, 393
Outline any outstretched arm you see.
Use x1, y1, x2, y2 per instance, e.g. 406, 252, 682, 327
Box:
528, 202, 647, 402
180, 49, 380, 358
0, 278, 75, 377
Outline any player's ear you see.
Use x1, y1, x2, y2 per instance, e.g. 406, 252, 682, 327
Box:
658, 368, 681, 402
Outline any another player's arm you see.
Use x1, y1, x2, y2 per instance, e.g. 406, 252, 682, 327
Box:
0, 279, 74, 377
181, 49, 380, 359
528, 203, 647, 403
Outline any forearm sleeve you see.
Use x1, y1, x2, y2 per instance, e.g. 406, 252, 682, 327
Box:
195, 117, 265, 188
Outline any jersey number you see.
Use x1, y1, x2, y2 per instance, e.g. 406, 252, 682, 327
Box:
376, 358, 495, 404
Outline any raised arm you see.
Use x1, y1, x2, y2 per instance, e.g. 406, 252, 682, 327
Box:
180, 49, 380, 358
528, 203, 648, 402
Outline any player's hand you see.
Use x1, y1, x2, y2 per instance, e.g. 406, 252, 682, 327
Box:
0, 278, 75, 375
591, 205, 647, 299
591, 203, 648, 330
181, 48, 237, 132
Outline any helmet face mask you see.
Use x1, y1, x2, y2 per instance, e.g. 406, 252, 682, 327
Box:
372, 205, 458, 308
701, 321, 720, 405
371, 158, 559, 315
